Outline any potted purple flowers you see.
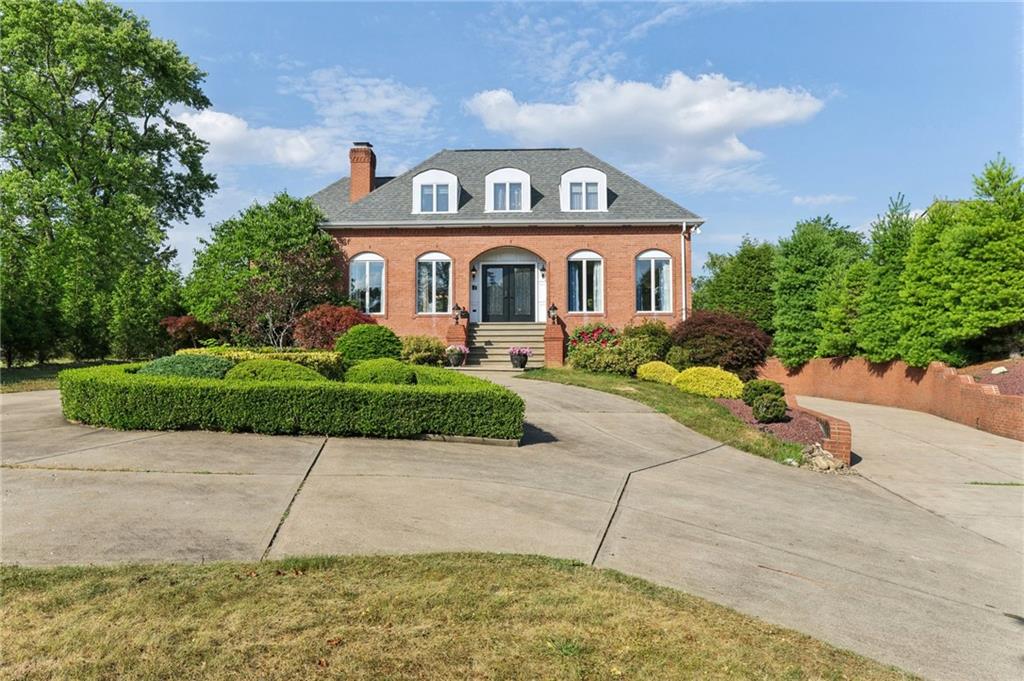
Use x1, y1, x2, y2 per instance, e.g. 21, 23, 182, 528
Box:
508, 346, 533, 369
445, 344, 469, 367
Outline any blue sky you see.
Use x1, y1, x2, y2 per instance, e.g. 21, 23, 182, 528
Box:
126, 2, 1022, 274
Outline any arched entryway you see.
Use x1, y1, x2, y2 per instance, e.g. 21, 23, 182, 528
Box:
468, 246, 547, 324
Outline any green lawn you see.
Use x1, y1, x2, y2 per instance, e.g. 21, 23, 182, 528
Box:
0, 359, 127, 393
0, 554, 915, 680
523, 368, 804, 464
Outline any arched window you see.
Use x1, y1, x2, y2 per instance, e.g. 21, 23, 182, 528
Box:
416, 252, 452, 314
349, 252, 384, 314
485, 168, 531, 212
567, 250, 603, 313
635, 249, 672, 313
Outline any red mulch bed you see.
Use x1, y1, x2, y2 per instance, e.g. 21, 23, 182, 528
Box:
716, 398, 825, 446
960, 359, 1024, 396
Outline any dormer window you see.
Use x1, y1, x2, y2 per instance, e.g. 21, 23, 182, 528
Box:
485, 168, 531, 212
412, 169, 458, 214
420, 184, 449, 212
560, 167, 608, 212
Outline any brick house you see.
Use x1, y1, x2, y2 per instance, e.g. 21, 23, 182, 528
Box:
311, 143, 703, 368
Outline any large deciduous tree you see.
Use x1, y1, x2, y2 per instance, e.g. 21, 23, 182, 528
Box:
0, 0, 215, 359
692, 237, 777, 333
184, 194, 336, 328
772, 217, 865, 368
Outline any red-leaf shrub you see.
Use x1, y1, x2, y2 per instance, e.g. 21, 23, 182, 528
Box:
670, 310, 772, 381
567, 322, 619, 357
294, 304, 375, 350
160, 315, 211, 349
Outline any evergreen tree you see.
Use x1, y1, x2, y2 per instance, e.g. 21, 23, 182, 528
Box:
816, 260, 871, 358
854, 195, 916, 362
692, 237, 777, 333
772, 216, 866, 368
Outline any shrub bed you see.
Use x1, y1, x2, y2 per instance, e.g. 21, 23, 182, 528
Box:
177, 348, 346, 379
672, 367, 744, 398
59, 364, 524, 440
225, 359, 327, 383
670, 311, 771, 381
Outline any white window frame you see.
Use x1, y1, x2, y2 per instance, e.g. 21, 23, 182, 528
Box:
635, 249, 672, 313
412, 169, 459, 214
349, 252, 385, 315
567, 250, 604, 313
415, 251, 452, 315
484, 167, 531, 213
560, 167, 608, 212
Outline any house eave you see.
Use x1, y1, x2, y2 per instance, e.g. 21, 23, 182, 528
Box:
320, 217, 704, 230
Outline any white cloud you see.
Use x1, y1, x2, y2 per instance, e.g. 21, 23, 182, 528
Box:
176, 68, 438, 174
626, 5, 693, 40
792, 194, 855, 206
465, 72, 823, 193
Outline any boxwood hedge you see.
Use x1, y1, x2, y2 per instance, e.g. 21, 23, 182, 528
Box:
59, 364, 524, 440
225, 359, 327, 383
177, 348, 347, 379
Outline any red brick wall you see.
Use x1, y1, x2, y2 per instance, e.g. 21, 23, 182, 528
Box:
762, 357, 1024, 442
328, 225, 689, 339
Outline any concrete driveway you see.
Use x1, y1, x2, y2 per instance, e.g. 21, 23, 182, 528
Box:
799, 396, 1023, 551
2, 381, 1022, 681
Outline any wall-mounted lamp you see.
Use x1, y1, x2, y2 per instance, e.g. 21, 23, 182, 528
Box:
539, 263, 546, 274
547, 303, 558, 321
470, 265, 477, 277
451, 303, 463, 324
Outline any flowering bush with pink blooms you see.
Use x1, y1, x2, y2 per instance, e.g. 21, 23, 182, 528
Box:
567, 323, 619, 359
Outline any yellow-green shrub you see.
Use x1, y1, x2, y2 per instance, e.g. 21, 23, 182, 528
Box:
636, 361, 679, 384
671, 366, 744, 398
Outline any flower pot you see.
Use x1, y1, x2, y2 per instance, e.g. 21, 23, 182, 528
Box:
510, 354, 528, 369
447, 353, 466, 367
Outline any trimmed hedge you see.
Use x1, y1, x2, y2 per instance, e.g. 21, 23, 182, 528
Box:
335, 324, 402, 362
226, 359, 327, 383
741, 379, 785, 407
59, 364, 524, 440
345, 358, 416, 385
177, 348, 347, 380
137, 354, 235, 379
636, 361, 679, 384
752, 394, 788, 423
671, 367, 744, 399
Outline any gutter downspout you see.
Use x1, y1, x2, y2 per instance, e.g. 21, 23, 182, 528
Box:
680, 222, 690, 320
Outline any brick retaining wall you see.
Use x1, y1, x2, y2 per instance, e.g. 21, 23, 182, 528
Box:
761, 357, 1024, 442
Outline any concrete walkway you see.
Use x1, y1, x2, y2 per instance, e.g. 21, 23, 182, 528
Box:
2, 383, 1022, 681
799, 396, 1023, 551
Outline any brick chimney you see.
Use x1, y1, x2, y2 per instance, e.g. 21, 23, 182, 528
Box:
349, 142, 376, 204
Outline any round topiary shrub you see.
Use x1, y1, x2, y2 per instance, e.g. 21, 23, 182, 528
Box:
224, 359, 327, 382
752, 394, 788, 423
400, 335, 446, 366
334, 324, 402, 362
344, 358, 416, 385
671, 366, 744, 398
670, 310, 771, 381
741, 379, 785, 406
294, 304, 375, 350
137, 354, 235, 379
636, 361, 679, 384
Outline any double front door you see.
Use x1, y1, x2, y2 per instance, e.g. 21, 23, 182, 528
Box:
482, 265, 535, 322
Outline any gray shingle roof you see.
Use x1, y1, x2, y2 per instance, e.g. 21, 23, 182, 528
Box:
310, 148, 701, 227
